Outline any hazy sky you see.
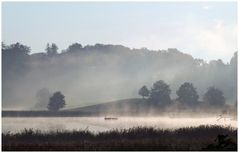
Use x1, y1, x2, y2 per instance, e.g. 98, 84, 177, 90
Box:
2, 2, 237, 62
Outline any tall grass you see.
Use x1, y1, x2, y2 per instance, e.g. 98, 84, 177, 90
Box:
2, 125, 237, 151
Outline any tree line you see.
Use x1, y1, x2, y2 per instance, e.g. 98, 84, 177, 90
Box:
48, 80, 227, 111
139, 80, 225, 107
2, 42, 237, 109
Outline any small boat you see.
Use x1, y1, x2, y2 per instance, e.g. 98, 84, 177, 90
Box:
104, 116, 118, 120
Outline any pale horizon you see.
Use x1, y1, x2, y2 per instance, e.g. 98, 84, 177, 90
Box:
2, 2, 237, 62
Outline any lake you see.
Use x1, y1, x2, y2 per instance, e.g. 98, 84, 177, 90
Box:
2, 116, 237, 133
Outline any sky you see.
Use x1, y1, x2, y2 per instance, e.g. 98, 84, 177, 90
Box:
2, 2, 237, 63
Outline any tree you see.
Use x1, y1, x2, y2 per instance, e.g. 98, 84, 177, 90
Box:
2, 42, 7, 50
230, 52, 237, 66
48, 91, 66, 111
138, 85, 149, 99
2, 42, 31, 77
66, 43, 82, 52
35, 88, 51, 109
45, 43, 58, 56
45, 43, 50, 52
148, 80, 171, 106
176, 82, 199, 106
51, 43, 58, 53
203, 87, 225, 106
3, 42, 30, 55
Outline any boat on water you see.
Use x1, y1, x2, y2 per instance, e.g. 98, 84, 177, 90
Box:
104, 116, 118, 120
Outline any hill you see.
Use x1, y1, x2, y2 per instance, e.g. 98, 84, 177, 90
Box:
2, 43, 237, 109
2, 98, 147, 117
67, 98, 146, 115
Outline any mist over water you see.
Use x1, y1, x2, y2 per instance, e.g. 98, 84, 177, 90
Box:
2, 117, 237, 133
1, 3, 238, 151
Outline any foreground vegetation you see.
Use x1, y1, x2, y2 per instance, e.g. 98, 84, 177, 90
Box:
2, 125, 237, 151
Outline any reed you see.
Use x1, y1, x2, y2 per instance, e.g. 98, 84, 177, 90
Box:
2, 125, 237, 151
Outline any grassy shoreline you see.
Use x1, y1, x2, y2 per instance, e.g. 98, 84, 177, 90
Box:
2, 125, 237, 151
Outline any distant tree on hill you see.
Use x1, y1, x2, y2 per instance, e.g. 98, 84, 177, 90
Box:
148, 80, 171, 106
2, 42, 31, 77
2, 42, 7, 50
66, 43, 82, 52
230, 52, 237, 66
48, 91, 66, 111
3, 42, 30, 55
138, 85, 149, 99
45, 43, 51, 54
45, 43, 58, 56
203, 87, 225, 107
176, 82, 199, 106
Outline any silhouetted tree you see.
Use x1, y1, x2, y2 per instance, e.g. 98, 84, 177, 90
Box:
2, 42, 30, 77
48, 91, 66, 111
66, 43, 82, 52
45, 43, 50, 52
138, 85, 149, 99
148, 80, 171, 106
3, 42, 30, 55
203, 87, 225, 106
51, 43, 58, 53
45, 43, 58, 56
176, 82, 199, 106
2, 42, 7, 50
230, 52, 237, 66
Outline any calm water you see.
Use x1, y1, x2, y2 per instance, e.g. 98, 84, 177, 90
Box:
2, 117, 237, 133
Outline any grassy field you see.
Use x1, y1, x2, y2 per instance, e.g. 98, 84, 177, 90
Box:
2, 125, 237, 151
3, 98, 236, 117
